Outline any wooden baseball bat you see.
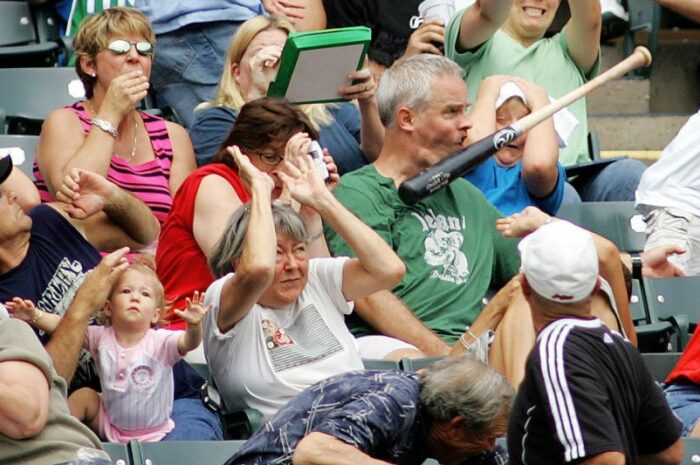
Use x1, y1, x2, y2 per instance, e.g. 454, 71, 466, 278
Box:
398, 46, 653, 205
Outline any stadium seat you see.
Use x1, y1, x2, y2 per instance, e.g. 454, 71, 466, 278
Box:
641, 352, 681, 383
0, 67, 85, 134
642, 276, 700, 351
556, 201, 646, 252
362, 358, 402, 370
101, 442, 132, 465
401, 357, 445, 371
682, 438, 700, 465
0, 134, 38, 180
188, 362, 212, 384
631, 278, 676, 353
0, 2, 61, 67
130, 440, 246, 465
624, 0, 661, 78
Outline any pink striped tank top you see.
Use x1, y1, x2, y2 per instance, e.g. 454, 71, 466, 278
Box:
34, 102, 174, 223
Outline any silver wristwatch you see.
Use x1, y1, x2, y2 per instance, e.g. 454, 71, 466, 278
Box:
91, 118, 118, 138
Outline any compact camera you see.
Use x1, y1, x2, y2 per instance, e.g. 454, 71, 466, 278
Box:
308, 141, 330, 181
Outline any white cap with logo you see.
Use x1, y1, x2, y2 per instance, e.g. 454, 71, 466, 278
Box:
519, 220, 599, 303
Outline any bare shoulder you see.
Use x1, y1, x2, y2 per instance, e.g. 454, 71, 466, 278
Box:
164, 120, 190, 142
196, 173, 240, 203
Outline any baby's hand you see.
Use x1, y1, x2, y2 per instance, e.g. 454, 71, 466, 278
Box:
6, 297, 40, 323
174, 291, 211, 326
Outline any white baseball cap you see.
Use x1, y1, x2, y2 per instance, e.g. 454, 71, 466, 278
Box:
494, 81, 578, 149
519, 220, 599, 303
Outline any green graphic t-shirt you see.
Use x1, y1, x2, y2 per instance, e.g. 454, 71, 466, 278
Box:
326, 165, 520, 344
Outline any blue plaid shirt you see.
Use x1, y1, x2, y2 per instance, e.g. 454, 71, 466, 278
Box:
226, 370, 508, 465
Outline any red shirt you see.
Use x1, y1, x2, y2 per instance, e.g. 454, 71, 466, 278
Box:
156, 163, 250, 330
667, 329, 700, 384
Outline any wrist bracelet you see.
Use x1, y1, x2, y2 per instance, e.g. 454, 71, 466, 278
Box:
630, 253, 643, 280
91, 118, 118, 138
459, 329, 478, 350
32, 309, 43, 324
308, 230, 324, 242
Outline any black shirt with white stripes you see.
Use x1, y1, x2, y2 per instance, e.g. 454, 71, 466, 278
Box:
508, 317, 681, 465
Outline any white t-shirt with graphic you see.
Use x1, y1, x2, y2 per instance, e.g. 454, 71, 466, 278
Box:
203, 257, 363, 419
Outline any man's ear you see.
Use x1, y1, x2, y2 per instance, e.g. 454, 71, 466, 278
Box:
396, 107, 415, 131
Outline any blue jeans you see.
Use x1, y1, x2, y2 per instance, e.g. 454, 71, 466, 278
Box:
165, 397, 223, 441
665, 382, 700, 436
561, 182, 582, 205
572, 158, 646, 202
150, 21, 242, 128
166, 361, 223, 440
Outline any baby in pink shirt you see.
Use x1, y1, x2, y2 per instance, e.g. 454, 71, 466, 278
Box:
8, 258, 209, 443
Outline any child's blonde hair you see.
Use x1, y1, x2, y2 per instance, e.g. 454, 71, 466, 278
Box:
98, 262, 171, 327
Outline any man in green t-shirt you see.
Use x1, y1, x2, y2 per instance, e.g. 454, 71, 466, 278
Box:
444, 0, 646, 202
325, 54, 521, 358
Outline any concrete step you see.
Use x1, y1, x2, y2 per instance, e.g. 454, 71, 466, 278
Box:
598, 29, 700, 113
588, 113, 688, 150
587, 78, 650, 115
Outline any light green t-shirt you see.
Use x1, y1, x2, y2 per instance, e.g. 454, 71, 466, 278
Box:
0, 318, 107, 465
445, 10, 600, 166
325, 165, 520, 344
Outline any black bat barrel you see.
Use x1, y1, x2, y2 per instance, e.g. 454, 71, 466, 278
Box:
398, 126, 520, 205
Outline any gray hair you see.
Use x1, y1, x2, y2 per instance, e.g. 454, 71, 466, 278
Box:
419, 354, 514, 433
376, 54, 464, 128
208, 201, 308, 278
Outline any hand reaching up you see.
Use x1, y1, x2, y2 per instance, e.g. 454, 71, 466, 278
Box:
227, 146, 275, 195
278, 151, 331, 210
5, 297, 39, 323
174, 291, 212, 327
496, 206, 552, 238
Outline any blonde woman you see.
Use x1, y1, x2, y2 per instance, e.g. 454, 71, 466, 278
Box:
189, 15, 383, 175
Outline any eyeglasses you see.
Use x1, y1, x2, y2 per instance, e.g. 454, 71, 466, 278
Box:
106, 40, 153, 56
247, 150, 284, 167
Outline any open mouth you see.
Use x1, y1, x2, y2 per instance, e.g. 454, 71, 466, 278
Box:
523, 6, 545, 17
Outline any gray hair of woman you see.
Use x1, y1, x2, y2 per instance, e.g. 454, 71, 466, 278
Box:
419, 354, 514, 434
208, 200, 308, 278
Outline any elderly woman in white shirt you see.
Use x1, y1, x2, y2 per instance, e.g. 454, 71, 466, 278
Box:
203, 147, 412, 419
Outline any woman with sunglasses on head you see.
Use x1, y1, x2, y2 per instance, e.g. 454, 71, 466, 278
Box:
34, 7, 196, 227
156, 97, 341, 333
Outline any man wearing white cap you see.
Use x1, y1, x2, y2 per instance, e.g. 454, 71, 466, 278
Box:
507, 219, 683, 465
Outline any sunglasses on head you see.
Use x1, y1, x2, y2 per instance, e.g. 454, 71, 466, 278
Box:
106, 39, 153, 56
